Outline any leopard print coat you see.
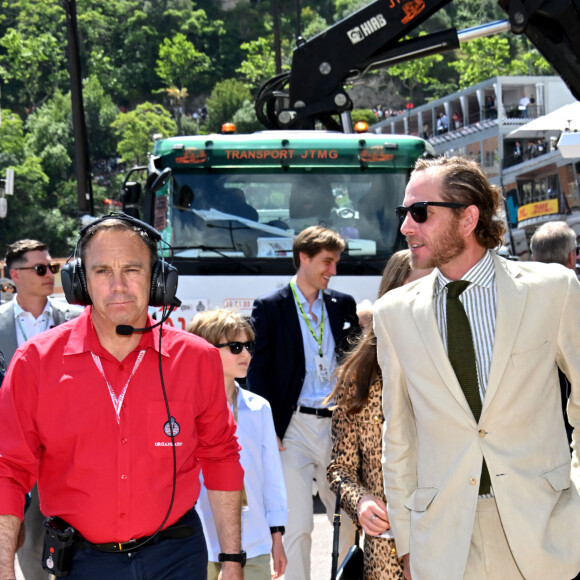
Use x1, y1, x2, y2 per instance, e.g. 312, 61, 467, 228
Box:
327, 378, 405, 580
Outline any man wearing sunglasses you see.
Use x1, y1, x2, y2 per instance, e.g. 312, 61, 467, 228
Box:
247, 225, 360, 580
374, 156, 580, 580
0, 239, 83, 580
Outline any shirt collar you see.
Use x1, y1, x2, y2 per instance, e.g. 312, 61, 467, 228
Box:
434, 250, 496, 295
64, 307, 167, 359
291, 276, 323, 306
13, 295, 52, 320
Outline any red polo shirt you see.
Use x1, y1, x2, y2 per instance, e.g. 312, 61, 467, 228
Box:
0, 308, 243, 543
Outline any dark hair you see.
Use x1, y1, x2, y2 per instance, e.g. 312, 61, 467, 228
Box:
413, 156, 506, 249
378, 249, 412, 296
5, 239, 48, 274
327, 249, 415, 414
292, 226, 345, 270
78, 218, 157, 269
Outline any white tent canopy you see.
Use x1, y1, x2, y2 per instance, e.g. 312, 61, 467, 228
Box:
507, 101, 580, 139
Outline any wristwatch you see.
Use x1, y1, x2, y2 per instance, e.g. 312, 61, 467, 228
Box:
218, 550, 247, 567
270, 526, 285, 536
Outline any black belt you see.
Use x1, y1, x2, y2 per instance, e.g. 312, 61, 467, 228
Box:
76, 508, 195, 553
296, 405, 332, 418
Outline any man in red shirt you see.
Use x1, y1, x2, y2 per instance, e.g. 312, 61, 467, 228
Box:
0, 215, 245, 579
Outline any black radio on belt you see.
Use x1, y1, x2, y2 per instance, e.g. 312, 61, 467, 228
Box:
42, 516, 77, 577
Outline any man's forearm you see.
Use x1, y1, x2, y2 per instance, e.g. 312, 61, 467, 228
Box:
207, 489, 242, 553
0, 514, 21, 579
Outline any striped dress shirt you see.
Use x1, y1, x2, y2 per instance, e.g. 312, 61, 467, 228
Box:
433, 250, 497, 403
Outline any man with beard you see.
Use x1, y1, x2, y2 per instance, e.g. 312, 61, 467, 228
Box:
374, 156, 580, 580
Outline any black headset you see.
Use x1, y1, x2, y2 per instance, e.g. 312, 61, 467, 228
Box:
61, 213, 178, 307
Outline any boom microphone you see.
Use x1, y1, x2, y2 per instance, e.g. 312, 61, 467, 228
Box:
116, 299, 182, 336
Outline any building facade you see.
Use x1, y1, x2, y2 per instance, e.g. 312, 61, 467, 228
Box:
372, 76, 580, 258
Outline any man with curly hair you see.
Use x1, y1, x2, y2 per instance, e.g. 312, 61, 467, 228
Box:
375, 156, 580, 580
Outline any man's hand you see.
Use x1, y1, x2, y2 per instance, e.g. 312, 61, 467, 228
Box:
403, 553, 411, 580
276, 436, 286, 451
218, 561, 244, 580
207, 490, 243, 580
271, 531, 287, 578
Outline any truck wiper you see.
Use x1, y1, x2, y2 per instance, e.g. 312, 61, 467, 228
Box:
173, 245, 260, 274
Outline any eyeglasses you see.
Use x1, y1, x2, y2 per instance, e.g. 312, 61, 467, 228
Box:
395, 201, 468, 225
14, 263, 60, 277
215, 341, 255, 355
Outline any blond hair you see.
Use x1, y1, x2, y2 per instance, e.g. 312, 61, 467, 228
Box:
186, 309, 254, 346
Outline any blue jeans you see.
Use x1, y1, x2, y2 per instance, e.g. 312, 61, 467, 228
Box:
68, 509, 208, 580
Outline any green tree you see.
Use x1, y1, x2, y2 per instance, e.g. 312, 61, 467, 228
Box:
450, 36, 511, 89
510, 43, 553, 76
0, 28, 61, 111
0, 109, 26, 167
111, 102, 177, 165
155, 32, 211, 90
232, 100, 262, 133
82, 76, 120, 162
388, 34, 444, 104
236, 37, 279, 90
25, 91, 73, 190
301, 6, 329, 38
203, 79, 252, 133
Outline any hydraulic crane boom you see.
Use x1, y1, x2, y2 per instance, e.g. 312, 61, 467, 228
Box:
255, 0, 580, 131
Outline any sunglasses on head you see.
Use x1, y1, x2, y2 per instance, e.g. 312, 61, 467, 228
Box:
395, 201, 468, 225
216, 341, 255, 355
14, 263, 60, 277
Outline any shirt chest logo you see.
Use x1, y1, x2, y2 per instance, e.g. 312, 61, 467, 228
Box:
164, 416, 180, 437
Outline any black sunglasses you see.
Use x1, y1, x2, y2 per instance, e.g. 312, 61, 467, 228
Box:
395, 201, 468, 225
216, 341, 256, 355
14, 263, 60, 277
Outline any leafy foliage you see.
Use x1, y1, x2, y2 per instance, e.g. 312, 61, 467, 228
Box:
111, 102, 177, 165
203, 79, 252, 133
236, 37, 280, 90
155, 33, 211, 89
388, 34, 444, 103
0, 0, 568, 254
450, 36, 511, 89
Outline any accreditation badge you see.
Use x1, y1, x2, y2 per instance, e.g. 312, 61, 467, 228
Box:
315, 354, 331, 383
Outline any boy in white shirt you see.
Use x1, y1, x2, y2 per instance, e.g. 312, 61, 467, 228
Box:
188, 309, 288, 580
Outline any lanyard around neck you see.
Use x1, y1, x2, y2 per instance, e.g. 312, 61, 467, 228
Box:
290, 280, 325, 356
91, 350, 146, 424
16, 313, 51, 343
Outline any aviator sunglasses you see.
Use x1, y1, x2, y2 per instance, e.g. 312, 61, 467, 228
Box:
13, 263, 60, 277
395, 201, 468, 225
216, 341, 256, 355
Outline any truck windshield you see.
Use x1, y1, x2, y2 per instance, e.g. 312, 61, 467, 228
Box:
168, 171, 406, 260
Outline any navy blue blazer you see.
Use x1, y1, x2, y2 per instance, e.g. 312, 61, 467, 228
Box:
246, 284, 360, 439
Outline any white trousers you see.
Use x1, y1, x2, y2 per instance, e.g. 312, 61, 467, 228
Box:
281, 411, 356, 580
463, 497, 525, 579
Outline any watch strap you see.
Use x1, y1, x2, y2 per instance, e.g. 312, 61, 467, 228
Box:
270, 525, 285, 535
218, 550, 247, 567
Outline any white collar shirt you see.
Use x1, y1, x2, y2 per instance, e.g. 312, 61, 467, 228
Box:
196, 385, 288, 560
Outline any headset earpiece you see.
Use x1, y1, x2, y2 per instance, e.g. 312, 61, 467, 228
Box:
149, 260, 178, 307
61, 258, 92, 306
62, 213, 178, 307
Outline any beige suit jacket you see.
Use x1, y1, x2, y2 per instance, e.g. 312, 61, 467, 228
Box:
374, 253, 580, 580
